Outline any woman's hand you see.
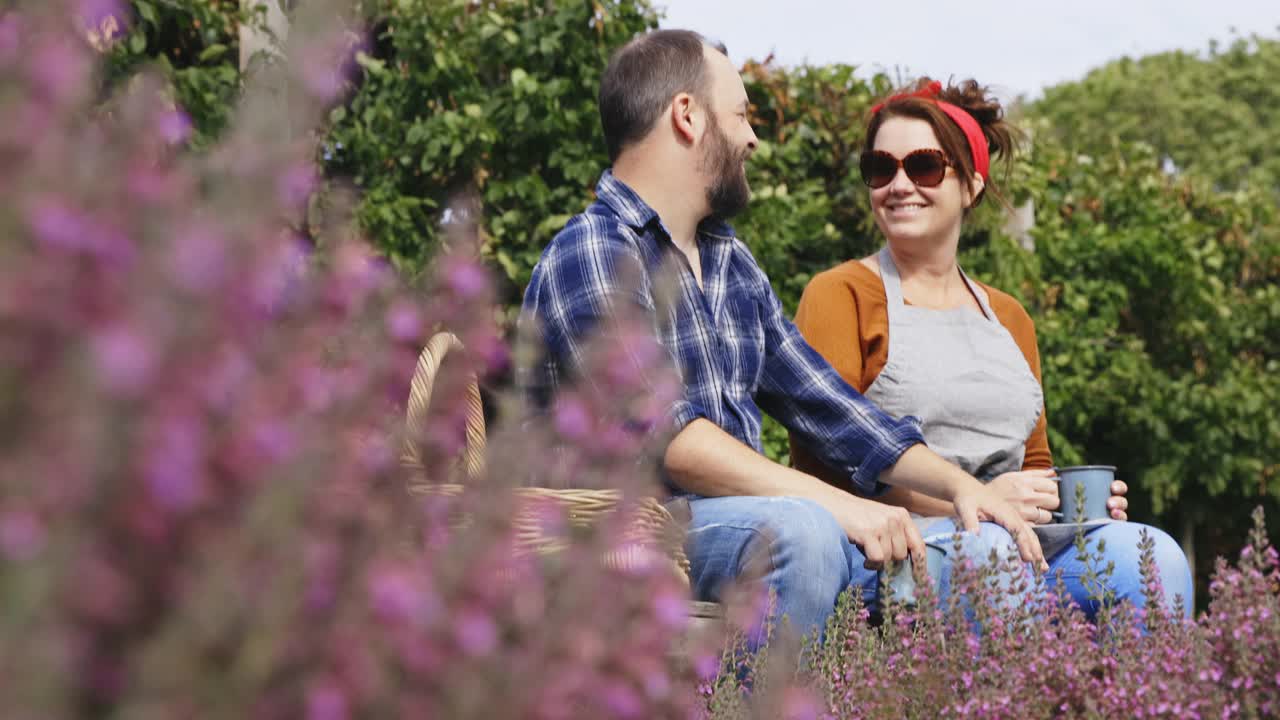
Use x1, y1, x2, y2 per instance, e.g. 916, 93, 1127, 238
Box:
1108, 479, 1129, 521
988, 469, 1060, 525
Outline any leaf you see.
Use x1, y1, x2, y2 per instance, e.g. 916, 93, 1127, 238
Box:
355, 51, 386, 74
134, 0, 157, 25
198, 43, 228, 63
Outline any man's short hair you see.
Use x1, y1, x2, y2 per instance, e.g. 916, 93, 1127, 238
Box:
598, 30, 728, 163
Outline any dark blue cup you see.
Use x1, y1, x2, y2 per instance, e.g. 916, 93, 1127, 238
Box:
1055, 465, 1115, 523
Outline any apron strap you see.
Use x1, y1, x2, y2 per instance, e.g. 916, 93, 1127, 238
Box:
876, 246, 906, 325
878, 246, 996, 322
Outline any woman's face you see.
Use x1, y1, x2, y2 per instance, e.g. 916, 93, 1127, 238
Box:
869, 116, 975, 247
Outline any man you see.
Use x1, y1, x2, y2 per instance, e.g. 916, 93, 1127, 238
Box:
520, 30, 1044, 637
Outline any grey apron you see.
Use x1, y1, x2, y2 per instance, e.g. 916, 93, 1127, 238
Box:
864, 246, 1043, 479
861, 248, 1101, 554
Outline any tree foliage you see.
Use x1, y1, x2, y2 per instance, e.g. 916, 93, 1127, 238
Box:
1004, 129, 1280, 516
1031, 33, 1280, 195
323, 0, 659, 302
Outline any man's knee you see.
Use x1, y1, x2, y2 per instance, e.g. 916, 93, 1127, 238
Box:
743, 497, 849, 580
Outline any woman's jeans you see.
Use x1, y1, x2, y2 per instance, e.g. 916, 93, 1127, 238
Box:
685, 496, 1193, 642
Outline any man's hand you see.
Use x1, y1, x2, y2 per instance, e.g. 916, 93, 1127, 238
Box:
988, 469, 1060, 524
832, 496, 926, 570
952, 483, 1047, 570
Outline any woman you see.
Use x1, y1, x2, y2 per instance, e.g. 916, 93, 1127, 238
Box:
791, 78, 1192, 618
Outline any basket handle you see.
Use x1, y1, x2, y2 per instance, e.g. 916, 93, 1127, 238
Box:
402, 332, 486, 479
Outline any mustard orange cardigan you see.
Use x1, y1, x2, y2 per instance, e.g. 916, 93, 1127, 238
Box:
790, 260, 1052, 487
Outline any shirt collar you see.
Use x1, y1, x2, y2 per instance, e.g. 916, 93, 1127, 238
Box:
595, 170, 737, 241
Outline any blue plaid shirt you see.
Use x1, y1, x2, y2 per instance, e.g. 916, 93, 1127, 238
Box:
520, 171, 924, 495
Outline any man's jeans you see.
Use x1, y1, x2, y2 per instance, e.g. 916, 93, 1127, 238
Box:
685, 496, 1193, 642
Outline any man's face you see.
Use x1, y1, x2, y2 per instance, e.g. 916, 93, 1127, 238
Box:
698, 49, 758, 220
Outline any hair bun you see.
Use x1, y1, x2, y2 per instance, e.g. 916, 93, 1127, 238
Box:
913, 77, 1016, 159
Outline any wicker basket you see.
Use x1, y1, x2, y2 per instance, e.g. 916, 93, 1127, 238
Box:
401, 332, 692, 581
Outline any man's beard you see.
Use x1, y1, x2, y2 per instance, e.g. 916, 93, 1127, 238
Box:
700, 113, 751, 221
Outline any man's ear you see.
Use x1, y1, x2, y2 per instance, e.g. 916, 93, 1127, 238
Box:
965, 173, 986, 208
671, 92, 699, 145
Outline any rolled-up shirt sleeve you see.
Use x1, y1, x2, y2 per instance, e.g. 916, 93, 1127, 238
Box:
750, 264, 924, 495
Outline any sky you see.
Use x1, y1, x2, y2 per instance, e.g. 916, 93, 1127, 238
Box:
659, 1, 1279, 101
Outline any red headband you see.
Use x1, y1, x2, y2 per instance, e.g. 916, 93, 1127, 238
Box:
870, 81, 990, 182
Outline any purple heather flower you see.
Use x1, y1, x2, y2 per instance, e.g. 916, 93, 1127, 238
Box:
693, 652, 720, 682
305, 681, 349, 720
385, 301, 421, 342
652, 589, 688, 630
156, 107, 192, 145
301, 367, 337, 412
455, 609, 499, 656
170, 223, 227, 293
357, 434, 393, 473
643, 670, 670, 700
553, 396, 591, 440
28, 199, 89, 250
369, 568, 422, 624
596, 423, 640, 456
91, 324, 154, 395
251, 421, 297, 463
300, 52, 346, 102
77, 0, 128, 30
29, 37, 90, 104
443, 257, 489, 299
144, 415, 204, 512
600, 681, 643, 718
0, 14, 21, 64
127, 162, 174, 202
0, 510, 45, 561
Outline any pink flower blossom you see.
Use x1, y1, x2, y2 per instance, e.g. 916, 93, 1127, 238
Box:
385, 301, 422, 342
0, 510, 45, 560
443, 257, 489, 299
601, 681, 643, 718
29, 37, 90, 104
0, 14, 21, 64
143, 414, 205, 512
554, 396, 591, 440
306, 681, 349, 720
92, 324, 154, 394
156, 107, 192, 145
652, 589, 689, 630
455, 609, 498, 656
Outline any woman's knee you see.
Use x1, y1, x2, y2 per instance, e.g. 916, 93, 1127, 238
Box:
1091, 523, 1193, 612
935, 521, 1021, 567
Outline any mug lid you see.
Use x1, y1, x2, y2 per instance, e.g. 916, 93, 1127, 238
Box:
1055, 464, 1117, 472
